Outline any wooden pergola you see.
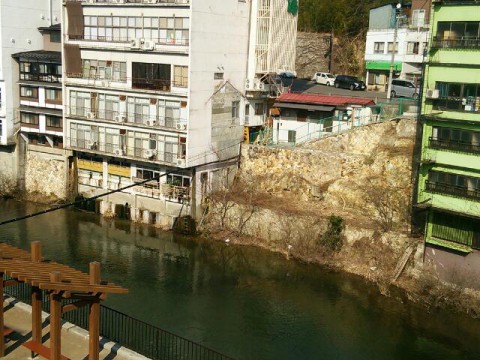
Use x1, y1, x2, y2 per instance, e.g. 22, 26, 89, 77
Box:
0, 241, 128, 360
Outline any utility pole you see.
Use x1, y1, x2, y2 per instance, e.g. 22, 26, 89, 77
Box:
387, 3, 402, 100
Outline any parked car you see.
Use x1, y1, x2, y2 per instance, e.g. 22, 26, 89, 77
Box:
390, 79, 419, 98
275, 71, 297, 87
334, 75, 366, 91
311, 72, 336, 86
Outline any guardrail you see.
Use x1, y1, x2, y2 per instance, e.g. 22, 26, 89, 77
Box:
4, 281, 233, 360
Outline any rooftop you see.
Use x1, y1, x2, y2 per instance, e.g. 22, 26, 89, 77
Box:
277, 93, 376, 107
12, 50, 61, 62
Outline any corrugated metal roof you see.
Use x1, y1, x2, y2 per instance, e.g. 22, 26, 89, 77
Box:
277, 93, 376, 107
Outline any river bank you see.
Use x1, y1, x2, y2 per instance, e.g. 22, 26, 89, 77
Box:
199, 117, 480, 319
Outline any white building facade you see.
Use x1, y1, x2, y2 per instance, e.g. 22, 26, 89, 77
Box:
364, 2, 430, 91
0, 0, 62, 181
62, 0, 298, 226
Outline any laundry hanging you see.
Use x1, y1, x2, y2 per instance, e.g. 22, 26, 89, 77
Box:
287, 0, 298, 15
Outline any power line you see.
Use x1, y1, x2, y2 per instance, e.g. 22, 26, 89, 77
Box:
0, 172, 173, 227
0, 139, 244, 227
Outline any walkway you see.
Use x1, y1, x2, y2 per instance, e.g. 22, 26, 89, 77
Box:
2, 296, 147, 360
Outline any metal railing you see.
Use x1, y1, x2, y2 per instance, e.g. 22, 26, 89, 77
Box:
265, 99, 418, 147
426, 180, 480, 200
69, 34, 190, 47
70, 0, 190, 4
66, 106, 187, 130
132, 177, 190, 201
429, 137, 480, 154
4, 282, 232, 360
67, 137, 183, 165
431, 36, 480, 49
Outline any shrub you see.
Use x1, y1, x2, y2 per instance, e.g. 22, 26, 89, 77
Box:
319, 215, 345, 251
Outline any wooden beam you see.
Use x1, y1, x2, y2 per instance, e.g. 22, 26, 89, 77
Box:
3, 279, 19, 287
62, 300, 90, 314
49, 293, 62, 360
31, 242, 42, 262
0, 272, 4, 357
89, 300, 100, 360
38, 283, 128, 294
31, 287, 43, 345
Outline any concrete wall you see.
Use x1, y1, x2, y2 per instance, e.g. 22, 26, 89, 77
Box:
24, 145, 68, 200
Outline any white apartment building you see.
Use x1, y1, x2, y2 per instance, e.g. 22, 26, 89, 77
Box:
62, 0, 298, 226
0, 0, 62, 180
364, 1, 430, 91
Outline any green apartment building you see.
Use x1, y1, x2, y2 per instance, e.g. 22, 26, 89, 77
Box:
418, 0, 480, 253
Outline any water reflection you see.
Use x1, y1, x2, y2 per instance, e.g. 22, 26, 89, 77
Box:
1, 199, 480, 360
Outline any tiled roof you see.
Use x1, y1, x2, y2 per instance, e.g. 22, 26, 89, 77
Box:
277, 93, 376, 107
12, 50, 61, 62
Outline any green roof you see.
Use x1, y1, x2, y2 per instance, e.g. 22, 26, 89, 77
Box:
365, 61, 402, 71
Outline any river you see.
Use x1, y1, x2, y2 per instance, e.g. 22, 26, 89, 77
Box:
1, 199, 480, 360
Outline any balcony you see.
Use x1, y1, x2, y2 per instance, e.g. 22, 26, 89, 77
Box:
66, 106, 188, 131
429, 137, 480, 154
431, 36, 480, 49
66, 35, 189, 49
132, 177, 190, 202
70, 0, 190, 5
68, 137, 185, 166
425, 180, 480, 200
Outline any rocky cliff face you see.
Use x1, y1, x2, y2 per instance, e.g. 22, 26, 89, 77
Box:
202, 117, 419, 285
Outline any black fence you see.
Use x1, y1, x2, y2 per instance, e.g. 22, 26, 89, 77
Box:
4, 282, 233, 360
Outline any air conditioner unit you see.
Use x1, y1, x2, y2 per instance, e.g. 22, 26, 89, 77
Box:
144, 149, 156, 159
175, 123, 184, 130
114, 115, 126, 123
181, 124, 187, 130
86, 112, 95, 120
130, 38, 142, 49
426, 89, 439, 99
143, 0, 158, 3
146, 119, 157, 126
176, 158, 186, 167
245, 79, 252, 91
114, 148, 125, 156
142, 40, 155, 51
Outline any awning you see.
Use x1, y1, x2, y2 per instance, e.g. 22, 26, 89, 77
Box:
273, 102, 335, 112
365, 60, 402, 71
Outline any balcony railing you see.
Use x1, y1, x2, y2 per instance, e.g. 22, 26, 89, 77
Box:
67, 106, 187, 130
68, 137, 184, 165
431, 36, 480, 49
132, 177, 190, 202
70, 0, 190, 4
426, 180, 480, 200
429, 137, 480, 154
20, 74, 62, 83
68, 34, 189, 47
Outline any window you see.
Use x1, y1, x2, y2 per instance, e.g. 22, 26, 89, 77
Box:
435, 21, 480, 48
20, 112, 39, 125
46, 116, 62, 128
45, 88, 62, 103
50, 31, 61, 43
373, 42, 385, 54
254, 103, 264, 116
214, 72, 224, 80
387, 42, 398, 53
433, 82, 480, 112
173, 65, 188, 87
132, 62, 171, 91
20, 86, 39, 99
0, 119, 3, 138
407, 42, 419, 55
430, 126, 480, 154
232, 101, 240, 121
83, 15, 189, 45
82, 59, 127, 81
412, 9, 426, 28
19, 61, 61, 82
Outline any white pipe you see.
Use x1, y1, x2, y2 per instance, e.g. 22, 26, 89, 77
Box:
49, 0, 52, 25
